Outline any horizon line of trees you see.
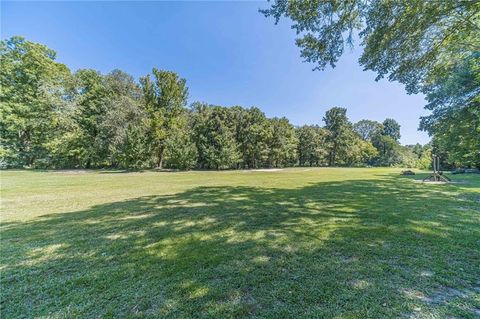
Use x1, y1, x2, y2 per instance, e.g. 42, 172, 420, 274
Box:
0, 36, 449, 170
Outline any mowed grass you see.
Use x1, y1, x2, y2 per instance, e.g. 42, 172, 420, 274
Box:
1, 168, 479, 318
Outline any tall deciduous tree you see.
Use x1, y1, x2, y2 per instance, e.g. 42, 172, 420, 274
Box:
0, 36, 70, 167
70, 69, 110, 168
140, 69, 188, 168
420, 53, 480, 168
236, 107, 272, 168
323, 107, 352, 166
99, 70, 147, 168
164, 113, 198, 170
262, 1, 479, 168
382, 118, 401, 141
345, 137, 378, 167
430, 106, 480, 168
191, 103, 240, 169
267, 117, 298, 167
353, 120, 383, 141
296, 125, 328, 167
371, 134, 400, 167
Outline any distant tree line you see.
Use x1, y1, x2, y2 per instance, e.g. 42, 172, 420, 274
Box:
0, 36, 439, 170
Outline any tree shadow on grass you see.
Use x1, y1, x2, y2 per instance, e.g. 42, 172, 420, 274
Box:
2, 176, 479, 318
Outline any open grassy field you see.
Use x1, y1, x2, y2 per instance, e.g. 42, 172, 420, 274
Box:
1, 168, 479, 318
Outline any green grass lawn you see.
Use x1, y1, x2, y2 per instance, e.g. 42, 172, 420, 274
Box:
1, 168, 479, 318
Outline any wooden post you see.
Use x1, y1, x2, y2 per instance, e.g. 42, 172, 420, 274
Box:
436, 156, 439, 181
423, 153, 451, 182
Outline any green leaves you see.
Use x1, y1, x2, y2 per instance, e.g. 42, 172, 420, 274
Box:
140, 69, 189, 168
191, 104, 241, 170
382, 118, 401, 141
353, 120, 383, 141
164, 116, 198, 170
323, 107, 352, 166
262, 0, 363, 70
263, 0, 479, 168
268, 117, 298, 167
296, 125, 327, 166
0, 35, 444, 170
263, 0, 478, 92
0, 36, 70, 167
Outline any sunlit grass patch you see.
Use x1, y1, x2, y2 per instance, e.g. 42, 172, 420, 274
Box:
1, 168, 479, 318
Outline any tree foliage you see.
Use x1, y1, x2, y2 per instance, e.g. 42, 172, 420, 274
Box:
261, 0, 478, 92
262, 0, 479, 168
382, 118, 401, 141
353, 119, 383, 141
420, 53, 480, 168
140, 69, 188, 168
323, 107, 352, 166
268, 117, 298, 167
1, 36, 438, 170
191, 104, 240, 169
0, 36, 70, 167
296, 125, 328, 167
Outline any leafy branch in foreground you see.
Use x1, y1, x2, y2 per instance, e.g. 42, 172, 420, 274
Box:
261, 0, 479, 167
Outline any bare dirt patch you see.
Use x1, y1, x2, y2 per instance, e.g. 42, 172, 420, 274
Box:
403, 285, 479, 311
413, 179, 469, 185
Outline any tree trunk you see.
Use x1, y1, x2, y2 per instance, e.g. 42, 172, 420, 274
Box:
157, 145, 164, 169
29, 156, 35, 167
329, 142, 337, 166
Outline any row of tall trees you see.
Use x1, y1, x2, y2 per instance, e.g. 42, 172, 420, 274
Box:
0, 36, 442, 170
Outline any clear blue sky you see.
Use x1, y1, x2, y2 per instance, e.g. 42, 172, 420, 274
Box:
1, 1, 430, 145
